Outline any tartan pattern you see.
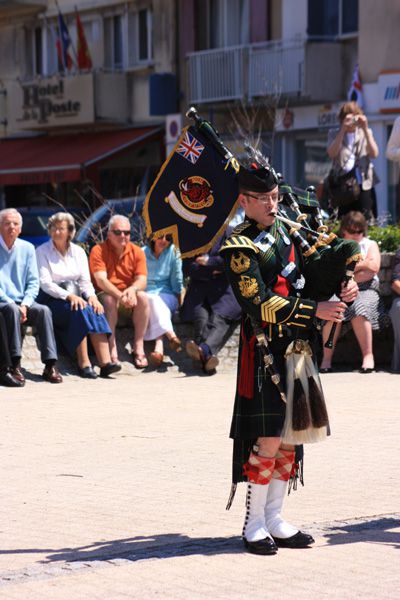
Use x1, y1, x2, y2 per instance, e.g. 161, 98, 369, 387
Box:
272, 449, 295, 481
243, 452, 275, 485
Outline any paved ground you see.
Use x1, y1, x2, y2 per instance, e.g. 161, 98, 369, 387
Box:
0, 366, 399, 600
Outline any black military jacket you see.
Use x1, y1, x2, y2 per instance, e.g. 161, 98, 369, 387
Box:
220, 218, 317, 338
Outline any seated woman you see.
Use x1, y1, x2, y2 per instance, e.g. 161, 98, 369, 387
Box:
142, 234, 184, 367
320, 211, 382, 373
36, 212, 121, 379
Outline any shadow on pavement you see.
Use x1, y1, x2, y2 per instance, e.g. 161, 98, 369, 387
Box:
323, 516, 400, 548
40, 533, 243, 563
0, 534, 243, 564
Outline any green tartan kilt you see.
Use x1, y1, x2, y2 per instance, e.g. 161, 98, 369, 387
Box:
229, 333, 313, 484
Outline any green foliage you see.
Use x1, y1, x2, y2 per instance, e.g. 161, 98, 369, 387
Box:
325, 220, 400, 253
367, 225, 400, 253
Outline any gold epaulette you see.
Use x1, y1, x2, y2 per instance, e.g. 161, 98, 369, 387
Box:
220, 235, 259, 254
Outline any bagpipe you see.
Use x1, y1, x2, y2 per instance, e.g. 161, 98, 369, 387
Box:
241, 142, 362, 349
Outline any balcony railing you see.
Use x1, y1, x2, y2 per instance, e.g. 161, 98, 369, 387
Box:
187, 38, 305, 104
249, 39, 305, 99
187, 45, 246, 104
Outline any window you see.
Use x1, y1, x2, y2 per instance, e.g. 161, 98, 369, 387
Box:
25, 26, 43, 76
104, 15, 124, 70
127, 8, 153, 66
307, 0, 358, 39
25, 24, 58, 77
195, 0, 249, 50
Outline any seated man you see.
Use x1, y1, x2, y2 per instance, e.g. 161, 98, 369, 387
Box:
181, 235, 241, 374
0, 208, 62, 384
89, 215, 150, 368
0, 312, 23, 387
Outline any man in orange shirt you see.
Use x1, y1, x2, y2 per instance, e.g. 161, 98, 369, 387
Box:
89, 215, 150, 368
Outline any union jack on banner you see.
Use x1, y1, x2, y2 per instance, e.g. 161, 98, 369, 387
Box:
176, 131, 204, 164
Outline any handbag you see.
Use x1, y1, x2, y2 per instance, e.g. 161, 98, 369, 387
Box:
326, 166, 361, 209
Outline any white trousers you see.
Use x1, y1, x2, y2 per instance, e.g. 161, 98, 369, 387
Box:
144, 292, 178, 341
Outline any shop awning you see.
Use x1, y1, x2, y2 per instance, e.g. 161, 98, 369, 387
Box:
0, 126, 163, 186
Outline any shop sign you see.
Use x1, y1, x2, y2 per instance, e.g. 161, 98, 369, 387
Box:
378, 71, 400, 113
7, 74, 94, 131
275, 104, 340, 132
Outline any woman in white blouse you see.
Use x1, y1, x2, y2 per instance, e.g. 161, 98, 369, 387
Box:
36, 212, 120, 379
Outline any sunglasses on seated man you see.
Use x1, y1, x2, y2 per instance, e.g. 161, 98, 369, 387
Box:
112, 229, 131, 236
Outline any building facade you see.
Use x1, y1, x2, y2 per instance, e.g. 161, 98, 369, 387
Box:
178, 0, 400, 223
0, 0, 179, 208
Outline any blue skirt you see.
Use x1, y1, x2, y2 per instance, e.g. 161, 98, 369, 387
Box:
38, 293, 112, 357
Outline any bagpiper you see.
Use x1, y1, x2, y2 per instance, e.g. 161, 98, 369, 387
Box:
220, 163, 358, 555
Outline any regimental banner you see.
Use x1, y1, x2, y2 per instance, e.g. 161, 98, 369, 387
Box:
143, 125, 239, 258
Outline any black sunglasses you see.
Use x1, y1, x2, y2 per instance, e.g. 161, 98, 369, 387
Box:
112, 229, 131, 236
346, 228, 364, 234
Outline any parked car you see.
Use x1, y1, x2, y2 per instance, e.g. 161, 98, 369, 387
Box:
19, 206, 88, 247
75, 196, 146, 251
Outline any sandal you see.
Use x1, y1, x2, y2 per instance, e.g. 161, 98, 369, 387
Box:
169, 336, 182, 352
149, 351, 164, 367
132, 352, 148, 369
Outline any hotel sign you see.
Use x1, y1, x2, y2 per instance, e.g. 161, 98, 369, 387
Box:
378, 71, 400, 113
7, 74, 95, 131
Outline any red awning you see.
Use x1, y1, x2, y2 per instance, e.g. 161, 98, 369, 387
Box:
0, 126, 163, 186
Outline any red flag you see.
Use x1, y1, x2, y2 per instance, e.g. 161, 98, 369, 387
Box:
76, 10, 92, 70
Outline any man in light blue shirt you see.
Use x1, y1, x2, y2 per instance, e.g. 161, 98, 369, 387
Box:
0, 209, 62, 384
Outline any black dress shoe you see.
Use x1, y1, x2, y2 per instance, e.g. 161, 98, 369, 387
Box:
273, 530, 315, 548
100, 362, 122, 378
42, 365, 63, 384
0, 369, 24, 388
9, 366, 26, 386
243, 537, 278, 555
359, 367, 374, 374
78, 366, 98, 379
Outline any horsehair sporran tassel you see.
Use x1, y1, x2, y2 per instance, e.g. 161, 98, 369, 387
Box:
304, 356, 330, 428
307, 376, 329, 427
291, 345, 311, 431
292, 377, 311, 431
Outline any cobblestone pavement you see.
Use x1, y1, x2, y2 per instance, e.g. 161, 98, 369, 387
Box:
0, 367, 399, 600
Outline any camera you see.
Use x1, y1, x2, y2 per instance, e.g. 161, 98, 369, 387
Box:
352, 116, 358, 124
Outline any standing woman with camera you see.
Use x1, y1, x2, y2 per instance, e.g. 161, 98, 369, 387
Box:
327, 101, 379, 220
36, 212, 120, 379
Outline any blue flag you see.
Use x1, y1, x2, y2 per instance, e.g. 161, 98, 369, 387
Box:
143, 126, 240, 258
58, 11, 72, 70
